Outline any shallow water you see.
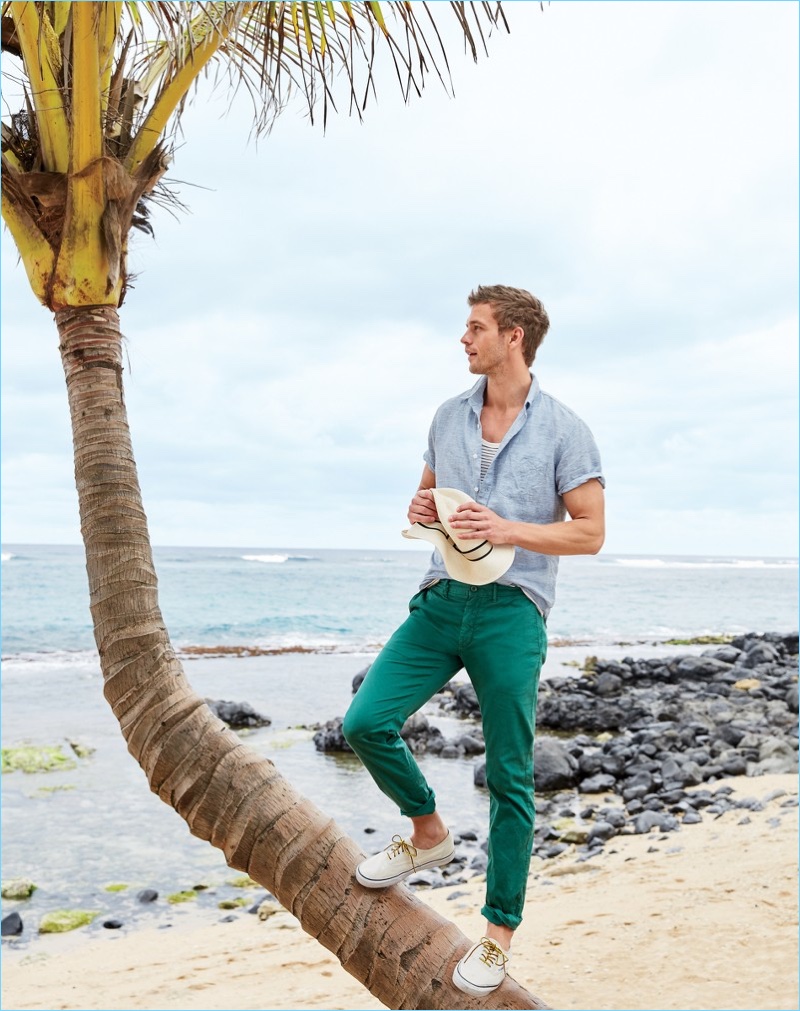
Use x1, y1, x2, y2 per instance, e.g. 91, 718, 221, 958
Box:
1, 651, 490, 941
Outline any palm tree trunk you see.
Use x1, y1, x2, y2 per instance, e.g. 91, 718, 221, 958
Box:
56, 304, 550, 1011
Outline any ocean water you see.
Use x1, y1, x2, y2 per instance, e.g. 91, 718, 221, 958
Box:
1, 545, 797, 942
3, 544, 798, 658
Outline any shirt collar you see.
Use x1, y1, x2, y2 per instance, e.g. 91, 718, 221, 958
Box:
462, 373, 541, 411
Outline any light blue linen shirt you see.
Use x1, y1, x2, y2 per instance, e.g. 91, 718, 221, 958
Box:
421, 373, 605, 618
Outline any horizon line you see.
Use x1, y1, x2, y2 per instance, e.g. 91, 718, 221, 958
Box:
1, 543, 798, 563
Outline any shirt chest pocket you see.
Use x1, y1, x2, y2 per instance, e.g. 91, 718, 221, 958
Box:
494, 450, 557, 522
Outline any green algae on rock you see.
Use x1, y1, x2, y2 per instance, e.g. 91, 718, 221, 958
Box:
1, 878, 37, 900
39, 910, 98, 933
67, 739, 96, 759
2, 745, 77, 774
218, 897, 250, 909
33, 784, 76, 797
166, 890, 197, 904
228, 875, 259, 888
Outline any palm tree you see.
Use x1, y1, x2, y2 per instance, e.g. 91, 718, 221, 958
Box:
1, 4, 549, 1007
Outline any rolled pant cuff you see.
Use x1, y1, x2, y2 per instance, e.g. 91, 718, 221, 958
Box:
481, 904, 522, 931
400, 794, 437, 819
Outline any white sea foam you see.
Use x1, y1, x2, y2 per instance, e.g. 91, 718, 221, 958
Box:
608, 557, 798, 570
241, 553, 318, 564
1, 648, 101, 672
1, 552, 15, 562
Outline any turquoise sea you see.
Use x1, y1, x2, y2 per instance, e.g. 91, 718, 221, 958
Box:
3, 544, 798, 657
1, 545, 797, 942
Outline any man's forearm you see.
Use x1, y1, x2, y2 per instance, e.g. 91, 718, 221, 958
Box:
448, 479, 606, 557
505, 517, 604, 557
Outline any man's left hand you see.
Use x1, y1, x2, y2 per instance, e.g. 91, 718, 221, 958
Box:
448, 503, 513, 544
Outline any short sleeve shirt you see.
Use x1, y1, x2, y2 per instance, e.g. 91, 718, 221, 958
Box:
421, 373, 605, 618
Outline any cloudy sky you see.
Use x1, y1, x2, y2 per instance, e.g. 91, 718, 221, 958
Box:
2, 0, 797, 557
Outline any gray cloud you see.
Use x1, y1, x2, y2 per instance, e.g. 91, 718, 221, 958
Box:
2, 1, 797, 555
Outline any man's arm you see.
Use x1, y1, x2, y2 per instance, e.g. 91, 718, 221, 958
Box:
407, 465, 437, 525
447, 478, 605, 556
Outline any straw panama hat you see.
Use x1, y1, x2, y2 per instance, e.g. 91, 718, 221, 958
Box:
402, 487, 514, 586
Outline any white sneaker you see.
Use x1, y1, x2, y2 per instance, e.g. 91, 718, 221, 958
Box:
453, 936, 510, 996
355, 832, 455, 888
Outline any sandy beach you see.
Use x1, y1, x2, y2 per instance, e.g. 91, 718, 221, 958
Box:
3, 773, 797, 1011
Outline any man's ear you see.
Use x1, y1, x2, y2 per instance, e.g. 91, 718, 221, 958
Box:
508, 325, 525, 350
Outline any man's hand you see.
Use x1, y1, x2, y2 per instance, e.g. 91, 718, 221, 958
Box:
408, 488, 438, 525
448, 502, 513, 544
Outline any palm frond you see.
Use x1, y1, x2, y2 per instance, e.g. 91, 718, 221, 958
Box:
129, 2, 509, 142
3, 3, 510, 168
1, 2, 513, 308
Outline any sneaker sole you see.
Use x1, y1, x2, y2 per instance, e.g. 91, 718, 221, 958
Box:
355, 849, 455, 889
452, 963, 504, 997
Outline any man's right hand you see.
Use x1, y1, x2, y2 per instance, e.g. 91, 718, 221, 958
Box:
408, 488, 438, 525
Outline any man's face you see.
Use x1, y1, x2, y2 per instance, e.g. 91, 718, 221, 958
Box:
461, 303, 508, 375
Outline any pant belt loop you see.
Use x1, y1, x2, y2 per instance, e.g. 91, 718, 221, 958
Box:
491, 582, 497, 602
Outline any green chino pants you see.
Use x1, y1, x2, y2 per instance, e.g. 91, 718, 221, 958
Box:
343, 579, 546, 930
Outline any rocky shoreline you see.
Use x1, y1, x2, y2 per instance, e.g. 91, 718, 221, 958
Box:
313, 631, 798, 887
4, 633, 796, 943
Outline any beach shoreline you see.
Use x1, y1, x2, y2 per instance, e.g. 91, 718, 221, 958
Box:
3, 631, 797, 956
0, 642, 751, 904
3, 574, 798, 1011
2, 772, 797, 1011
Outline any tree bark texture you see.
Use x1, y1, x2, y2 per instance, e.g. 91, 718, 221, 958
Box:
56, 304, 550, 1011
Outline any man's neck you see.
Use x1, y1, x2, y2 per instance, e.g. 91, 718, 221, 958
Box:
483, 366, 533, 412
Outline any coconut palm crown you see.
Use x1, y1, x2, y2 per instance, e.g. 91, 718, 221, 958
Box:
2, 4, 549, 1008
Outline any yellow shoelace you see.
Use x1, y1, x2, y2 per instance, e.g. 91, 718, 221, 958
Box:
478, 938, 509, 968
387, 835, 418, 864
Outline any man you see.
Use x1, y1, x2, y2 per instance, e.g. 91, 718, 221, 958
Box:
343, 285, 605, 997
